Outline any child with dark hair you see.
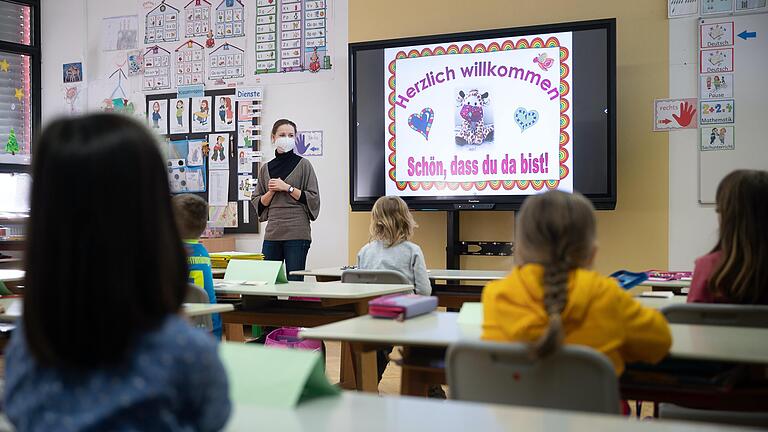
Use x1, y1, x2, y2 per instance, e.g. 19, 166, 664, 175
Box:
482, 190, 671, 374
172, 193, 223, 339
688, 170, 768, 304
4, 114, 230, 431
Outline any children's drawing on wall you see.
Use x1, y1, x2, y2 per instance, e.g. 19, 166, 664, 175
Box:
149, 100, 169, 134
255, 0, 332, 75
99, 68, 136, 114
102, 15, 139, 51
62, 63, 83, 83
454, 89, 494, 146
191, 96, 212, 133
208, 133, 229, 169
126, 51, 144, 76
187, 139, 204, 166
170, 98, 190, 134
61, 83, 85, 116
215, 95, 236, 132
208, 202, 238, 227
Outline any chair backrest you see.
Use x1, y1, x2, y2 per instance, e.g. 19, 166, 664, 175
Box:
185, 283, 213, 331
447, 340, 620, 415
341, 269, 410, 285
662, 303, 768, 327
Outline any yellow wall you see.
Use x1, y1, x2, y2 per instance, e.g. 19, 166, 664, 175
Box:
348, 1, 669, 275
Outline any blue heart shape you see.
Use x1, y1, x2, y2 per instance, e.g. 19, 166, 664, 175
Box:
408, 108, 434, 140
515, 107, 539, 132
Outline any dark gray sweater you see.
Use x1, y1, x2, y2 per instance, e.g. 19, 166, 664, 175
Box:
251, 158, 320, 241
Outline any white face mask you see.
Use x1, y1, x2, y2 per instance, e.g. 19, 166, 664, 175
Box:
274, 136, 295, 153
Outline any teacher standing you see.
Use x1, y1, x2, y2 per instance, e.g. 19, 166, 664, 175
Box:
252, 119, 320, 281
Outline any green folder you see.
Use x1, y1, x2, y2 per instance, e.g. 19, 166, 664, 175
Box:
224, 260, 288, 284
0, 281, 12, 296
220, 343, 339, 408
457, 302, 483, 326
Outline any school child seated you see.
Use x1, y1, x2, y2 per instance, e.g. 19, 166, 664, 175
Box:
357, 195, 431, 382
688, 170, 768, 304
3, 114, 231, 431
482, 190, 671, 374
172, 193, 223, 340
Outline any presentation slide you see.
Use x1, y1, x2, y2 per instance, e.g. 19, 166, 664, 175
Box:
384, 32, 573, 196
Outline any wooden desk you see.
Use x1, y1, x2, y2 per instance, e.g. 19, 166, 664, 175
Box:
291, 267, 508, 308
291, 267, 507, 282
212, 268, 226, 279
0, 269, 24, 283
225, 392, 748, 432
302, 309, 768, 402
214, 281, 413, 392
0, 300, 234, 322
183, 303, 234, 317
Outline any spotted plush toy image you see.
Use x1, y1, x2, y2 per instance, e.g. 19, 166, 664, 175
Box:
455, 89, 494, 145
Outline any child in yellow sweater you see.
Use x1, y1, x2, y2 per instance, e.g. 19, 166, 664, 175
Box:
482, 190, 671, 375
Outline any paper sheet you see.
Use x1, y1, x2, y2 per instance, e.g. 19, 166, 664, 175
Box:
219, 343, 339, 407
237, 149, 253, 173
214, 95, 237, 132
243, 202, 249, 223
171, 98, 191, 134
238, 175, 255, 200
224, 260, 288, 284
208, 133, 230, 170
209, 202, 238, 228
209, 170, 229, 206
103, 15, 138, 51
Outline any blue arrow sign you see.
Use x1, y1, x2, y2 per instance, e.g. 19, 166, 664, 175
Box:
738, 30, 757, 40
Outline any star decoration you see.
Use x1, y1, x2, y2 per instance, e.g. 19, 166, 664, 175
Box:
0, 59, 8, 72
14, 88, 24, 101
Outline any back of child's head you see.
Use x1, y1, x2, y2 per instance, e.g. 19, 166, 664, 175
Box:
709, 169, 768, 303
370, 195, 417, 247
515, 190, 597, 358
24, 113, 188, 369
172, 194, 209, 239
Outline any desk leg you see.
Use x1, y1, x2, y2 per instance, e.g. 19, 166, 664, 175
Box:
351, 343, 378, 393
224, 324, 245, 342
339, 342, 357, 390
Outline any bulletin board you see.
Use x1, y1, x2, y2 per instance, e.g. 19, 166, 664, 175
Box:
146, 88, 262, 233
698, 13, 768, 203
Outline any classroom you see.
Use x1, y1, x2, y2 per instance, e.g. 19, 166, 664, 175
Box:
0, 0, 766, 430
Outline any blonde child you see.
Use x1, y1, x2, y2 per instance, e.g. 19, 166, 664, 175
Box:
482, 190, 671, 375
357, 195, 431, 296
357, 195, 431, 383
688, 170, 768, 304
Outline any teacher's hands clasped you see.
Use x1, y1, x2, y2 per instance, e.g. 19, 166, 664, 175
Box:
268, 178, 290, 192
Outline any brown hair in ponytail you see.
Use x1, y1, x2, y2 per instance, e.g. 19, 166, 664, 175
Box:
515, 190, 597, 358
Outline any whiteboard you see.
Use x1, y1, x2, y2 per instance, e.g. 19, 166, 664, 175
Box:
699, 13, 768, 203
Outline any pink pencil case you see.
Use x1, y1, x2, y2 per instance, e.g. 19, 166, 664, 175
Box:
369, 294, 438, 320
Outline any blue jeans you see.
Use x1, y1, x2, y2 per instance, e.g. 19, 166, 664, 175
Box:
262, 240, 311, 281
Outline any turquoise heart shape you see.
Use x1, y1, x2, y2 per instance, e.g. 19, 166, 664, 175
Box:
515, 107, 539, 132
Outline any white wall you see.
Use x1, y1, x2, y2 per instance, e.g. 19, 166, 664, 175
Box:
42, 0, 350, 269
668, 17, 719, 270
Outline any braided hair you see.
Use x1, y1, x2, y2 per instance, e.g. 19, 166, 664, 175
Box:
515, 191, 597, 358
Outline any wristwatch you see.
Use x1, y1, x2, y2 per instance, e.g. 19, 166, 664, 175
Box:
288, 186, 295, 194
